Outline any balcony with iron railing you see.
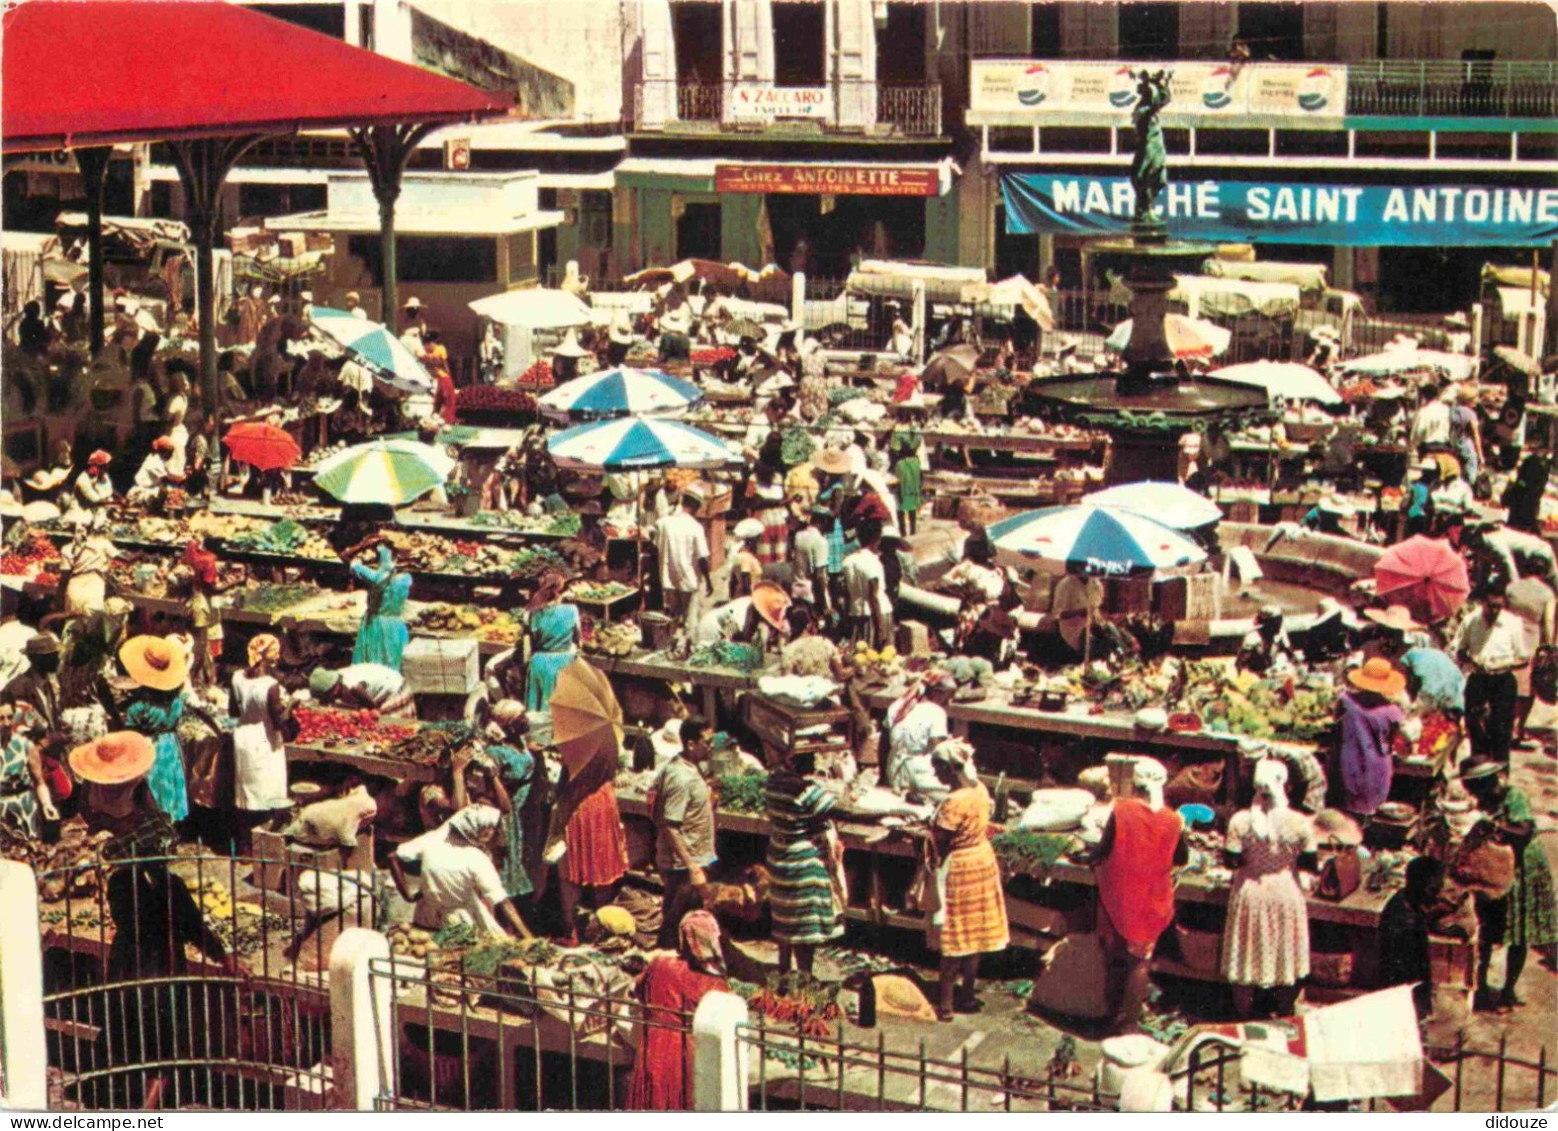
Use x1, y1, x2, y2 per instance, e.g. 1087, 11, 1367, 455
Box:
1346, 59, 1558, 120
634, 79, 943, 138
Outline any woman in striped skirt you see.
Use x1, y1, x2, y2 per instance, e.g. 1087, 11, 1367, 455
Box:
764, 750, 844, 973
928, 743, 1008, 1020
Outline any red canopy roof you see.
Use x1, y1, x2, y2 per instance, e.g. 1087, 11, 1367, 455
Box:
2, 1, 510, 154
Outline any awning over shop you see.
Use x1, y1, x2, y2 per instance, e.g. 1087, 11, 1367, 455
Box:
1201, 259, 1329, 295
1170, 275, 1303, 320
1, 1, 507, 152
847, 259, 988, 305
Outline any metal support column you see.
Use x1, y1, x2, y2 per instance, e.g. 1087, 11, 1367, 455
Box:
349, 123, 441, 325
73, 147, 113, 357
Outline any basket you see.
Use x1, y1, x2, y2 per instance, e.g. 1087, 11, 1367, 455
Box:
402, 637, 479, 695
1309, 950, 1355, 987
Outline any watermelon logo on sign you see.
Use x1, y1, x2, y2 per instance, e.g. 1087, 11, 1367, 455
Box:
1108, 68, 1138, 109
1298, 68, 1334, 112
1017, 64, 1051, 107
1201, 66, 1235, 110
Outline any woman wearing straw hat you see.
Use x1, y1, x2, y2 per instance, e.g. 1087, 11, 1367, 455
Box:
524, 569, 581, 712
1334, 657, 1406, 822
119, 634, 218, 825
231, 634, 292, 840
70, 729, 159, 837
549, 328, 589, 384
694, 580, 790, 652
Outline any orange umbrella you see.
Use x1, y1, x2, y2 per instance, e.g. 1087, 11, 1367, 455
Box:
549, 658, 624, 778
222, 421, 301, 472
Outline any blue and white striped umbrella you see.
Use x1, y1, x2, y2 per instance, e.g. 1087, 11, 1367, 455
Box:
308, 306, 433, 394
988, 504, 1206, 577
537, 366, 704, 422
547, 417, 737, 471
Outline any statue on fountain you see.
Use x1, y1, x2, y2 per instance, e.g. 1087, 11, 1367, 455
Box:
1129, 69, 1172, 240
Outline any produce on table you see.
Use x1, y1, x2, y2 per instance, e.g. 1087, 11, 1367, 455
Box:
991, 828, 1080, 874
1192, 667, 1335, 743
509, 545, 569, 579
779, 426, 815, 468
567, 581, 633, 602
712, 771, 769, 815
292, 706, 418, 747
1392, 712, 1461, 762
235, 583, 319, 615
687, 641, 764, 672
516, 359, 556, 390
849, 643, 902, 682
584, 622, 639, 658
415, 604, 522, 644
1, 532, 61, 577
455, 386, 539, 414
229, 519, 335, 559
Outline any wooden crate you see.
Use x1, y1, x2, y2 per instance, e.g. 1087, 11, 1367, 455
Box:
744, 693, 850, 762
1226, 501, 1260, 524
1157, 572, 1221, 622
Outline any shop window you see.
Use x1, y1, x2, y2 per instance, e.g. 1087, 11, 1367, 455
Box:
1236, 2, 1304, 61
1030, 2, 1062, 59
1119, 2, 1179, 61
247, 3, 345, 39
508, 232, 537, 283
773, 2, 826, 87
672, 0, 722, 86
346, 235, 497, 285
676, 202, 721, 261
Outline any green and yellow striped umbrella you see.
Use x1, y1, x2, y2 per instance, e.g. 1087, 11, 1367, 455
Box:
312, 439, 455, 506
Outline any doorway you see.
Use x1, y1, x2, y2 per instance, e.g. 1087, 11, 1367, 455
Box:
676, 201, 721, 260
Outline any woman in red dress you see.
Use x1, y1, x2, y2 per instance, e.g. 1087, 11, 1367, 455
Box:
552, 745, 629, 945
628, 910, 729, 1110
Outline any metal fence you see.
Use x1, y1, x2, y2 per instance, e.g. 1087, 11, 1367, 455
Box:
634, 80, 942, 137
735, 1014, 1119, 1112
1346, 60, 1558, 119
364, 952, 678, 1111
37, 851, 363, 1111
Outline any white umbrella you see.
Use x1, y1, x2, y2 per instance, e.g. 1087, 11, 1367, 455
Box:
1210, 360, 1342, 405
308, 306, 433, 394
1083, 482, 1223, 529
988, 505, 1207, 576
467, 288, 594, 330
1106, 313, 1232, 359
1342, 348, 1476, 382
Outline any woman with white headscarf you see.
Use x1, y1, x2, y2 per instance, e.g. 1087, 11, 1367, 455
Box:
390, 804, 533, 938
1221, 758, 1318, 1018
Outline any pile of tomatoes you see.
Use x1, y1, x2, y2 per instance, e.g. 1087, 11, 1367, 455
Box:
516, 360, 555, 390
1, 534, 61, 577
293, 706, 417, 746
690, 347, 736, 365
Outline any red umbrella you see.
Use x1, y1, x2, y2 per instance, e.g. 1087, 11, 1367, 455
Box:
222, 421, 301, 472
1374, 536, 1470, 623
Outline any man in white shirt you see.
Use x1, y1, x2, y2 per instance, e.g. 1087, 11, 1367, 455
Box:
400, 297, 426, 355
655, 491, 712, 632
792, 506, 832, 615
842, 520, 891, 649
1452, 582, 1531, 764
1408, 384, 1454, 463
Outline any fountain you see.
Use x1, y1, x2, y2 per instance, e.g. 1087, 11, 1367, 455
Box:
1026, 70, 1276, 485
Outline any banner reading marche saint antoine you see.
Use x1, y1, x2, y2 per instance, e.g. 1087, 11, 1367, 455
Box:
1001, 174, 1558, 248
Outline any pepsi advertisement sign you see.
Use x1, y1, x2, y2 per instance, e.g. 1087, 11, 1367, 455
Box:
971, 60, 1346, 123
1002, 174, 1558, 247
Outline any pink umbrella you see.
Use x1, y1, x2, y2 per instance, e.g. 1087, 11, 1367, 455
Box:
1374, 536, 1470, 623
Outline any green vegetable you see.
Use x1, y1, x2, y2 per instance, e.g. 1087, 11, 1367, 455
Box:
991, 828, 1079, 873
433, 921, 481, 950
231, 519, 309, 555
715, 771, 769, 815
235, 583, 317, 614
779, 426, 815, 468
688, 642, 764, 672
509, 546, 568, 580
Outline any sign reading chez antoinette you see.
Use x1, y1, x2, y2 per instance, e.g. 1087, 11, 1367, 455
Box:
716, 164, 941, 197
727, 85, 832, 121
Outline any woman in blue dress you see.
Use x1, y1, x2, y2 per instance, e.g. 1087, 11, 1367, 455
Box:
483, 699, 546, 900
349, 537, 411, 671
525, 570, 581, 711
118, 635, 221, 825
